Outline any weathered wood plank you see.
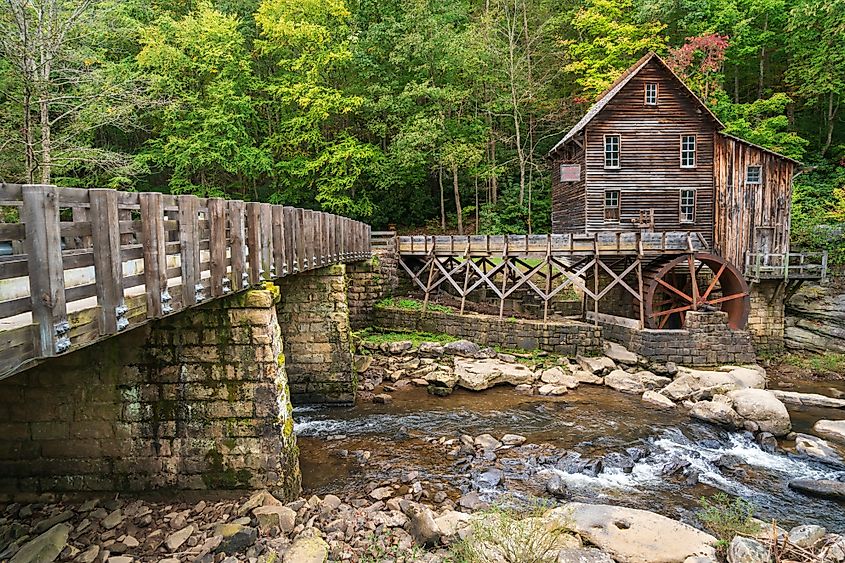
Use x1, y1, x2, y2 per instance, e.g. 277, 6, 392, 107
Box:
246, 202, 262, 284
178, 195, 201, 306
89, 189, 126, 334
208, 198, 227, 297
229, 200, 247, 291
22, 184, 69, 357
139, 192, 170, 318
272, 205, 285, 277
260, 203, 273, 279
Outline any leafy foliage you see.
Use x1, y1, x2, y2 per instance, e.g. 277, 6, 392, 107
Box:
697, 493, 761, 550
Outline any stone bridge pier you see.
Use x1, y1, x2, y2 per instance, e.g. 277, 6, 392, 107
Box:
0, 258, 388, 496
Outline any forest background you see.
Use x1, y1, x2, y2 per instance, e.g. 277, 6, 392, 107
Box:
1, 0, 843, 261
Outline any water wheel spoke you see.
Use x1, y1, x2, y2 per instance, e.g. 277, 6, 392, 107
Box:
656, 277, 693, 303
702, 263, 726, 301
705, 291, 747, 306
687, 255, 699, 305
651, 303, 693, 319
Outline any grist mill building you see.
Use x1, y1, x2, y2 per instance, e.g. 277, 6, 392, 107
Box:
547, 52, 826, 353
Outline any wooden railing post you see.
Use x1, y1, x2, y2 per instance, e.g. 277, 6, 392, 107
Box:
208, 198, 228, 297
272, 205, 285, 277
246, 202, 262, 284
139, 192, 170, 318
22, 184, 69, 357
260, 203, 273, 279
178, 195, 201, 306
89, 189, 126, 334
229, 200, 247, 290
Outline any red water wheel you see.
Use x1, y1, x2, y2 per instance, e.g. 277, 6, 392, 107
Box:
643, 253, 750, 330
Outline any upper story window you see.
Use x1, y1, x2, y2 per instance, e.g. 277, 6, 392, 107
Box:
680, 189, 696, 223
604, 135, 620, 169
604, 190, 620, 221
746, 165, 762, 184
645, 82, 658, 105
680, 135, 696, 168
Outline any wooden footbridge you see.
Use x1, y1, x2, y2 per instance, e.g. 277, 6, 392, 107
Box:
0, 184, 371, 379
397, 232, 755, 331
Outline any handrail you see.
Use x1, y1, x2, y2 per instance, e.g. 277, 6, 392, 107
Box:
0, 184, 371, 376
744, 251, 828, 282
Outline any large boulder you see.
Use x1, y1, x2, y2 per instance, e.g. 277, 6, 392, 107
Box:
770, 390, 845, 409
283, 536, 329, 563
726, 536, 770, 563
576, 355, 616, 375
604, 370, 670, 395
454, 358, 536, 391
642, 390, 675, 409
689, 398, 743, 428
788, 479, 845, 500
545, 503, 717, 563
603, 342, 638, 365
444, 340, 481, 357
814, 420, 845, 444
540, 367, 579, 388
9, 524, 70, 563
726, 389, 791, 436
662, 366, 766, 402
794, 434, 845, 464
785, 284, 845, 354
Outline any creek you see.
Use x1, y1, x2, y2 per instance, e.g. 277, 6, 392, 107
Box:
296, 381, 845, 531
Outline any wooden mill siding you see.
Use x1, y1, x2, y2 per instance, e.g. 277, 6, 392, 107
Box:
582, 59, 716, 245
551, 143, 586, 232
713, 134, 796, 273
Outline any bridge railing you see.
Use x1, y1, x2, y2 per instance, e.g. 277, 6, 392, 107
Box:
0, 184, 370, 375
744, 251, 828, 282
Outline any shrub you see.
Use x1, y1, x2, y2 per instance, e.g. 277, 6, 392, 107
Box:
697, 493, 761, 550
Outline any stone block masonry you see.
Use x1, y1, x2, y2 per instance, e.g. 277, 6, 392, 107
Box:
373, 306, 603, 356
276, 265, 356, 404
601, 310, 757, 366
0, 289, 301, 498
346, 242, 399, 329
747, 280, 785, 355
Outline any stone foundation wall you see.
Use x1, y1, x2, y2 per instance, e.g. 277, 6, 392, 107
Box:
346, 243, 399, 329
602, 310, 757, 366
0, 289, 301, 497
276, 265, 356, 404
747, 280, 785, 355
373, 306, 603, 356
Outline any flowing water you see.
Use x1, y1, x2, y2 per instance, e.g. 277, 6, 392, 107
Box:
296, 383, 845, 531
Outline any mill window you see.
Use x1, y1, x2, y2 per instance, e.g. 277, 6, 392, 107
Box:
604, 135, 620, 169
645, 82, 658, 105
604, 190, 620, 221
680, 189, 696, 223
680, 135, 696, 168
746, 165, 762, 184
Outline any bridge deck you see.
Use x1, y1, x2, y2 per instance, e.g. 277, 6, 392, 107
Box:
398, 232, 708, 257
0, 184, 371, 379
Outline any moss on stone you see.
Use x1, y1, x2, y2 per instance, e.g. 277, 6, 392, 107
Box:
202, 448, 253, 489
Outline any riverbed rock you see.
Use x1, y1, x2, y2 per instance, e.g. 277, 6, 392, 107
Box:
213, 523, 257, 554
426, 367, 458, 389
546, 474, 568, 498
726, 536, 769, 563
557, 548, 615, 563
662, 366, 765, 402
787, 524, 827, 548
788, 479, 845, 500
454, 358, 536, 391
604, 370, 670, 394
354, 355, 373, 373
540, 367, 579, 388
539, 384, 569, 396
252, 505, 296, 534
237, 490, 282, 515
474, 433, 502, 450
573, 370, 603, 385
418, 342, 445, 357
406, 504, 441, 546
814, 420, 845, 444
604, 342, 638, 365
770, 390, 845, 409
283, 536, 329, 563
545, 503, 717, 563
369, 486, 394, 500
726, 389, 791, 436
444, 340, 481, 357
642, 390, 675, 409
165, 525, 194, 552
9, 523, 70, 563
434, 510, 472, 540
501, 433, 526, 446
576, 355, 616, 375
794, 433, 844, 464
689, 398, 743, 429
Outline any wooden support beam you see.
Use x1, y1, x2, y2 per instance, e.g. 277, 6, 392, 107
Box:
246, 202, 262, 285
260, 203, 273, 279
89, 189, 125, 334
139, 192, 170, 318
272, 205, 285, 278
208, 198, 228, 297
22, 184, 69, 357
228, 200, 247, 291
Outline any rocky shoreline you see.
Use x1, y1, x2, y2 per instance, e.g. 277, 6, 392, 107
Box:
3, 337, 845, 563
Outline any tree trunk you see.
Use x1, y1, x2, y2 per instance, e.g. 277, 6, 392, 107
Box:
822, 92, 837, 155
452, 163, 463, 235
758, 14, 767, 99
439, 165, 446, 231
474, 175, 479, 235
23, 88, 35, 183
734, 67, 740, 103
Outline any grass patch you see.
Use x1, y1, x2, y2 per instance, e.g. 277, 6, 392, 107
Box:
697, 493, 761, 551
448, 504, 572, 563
356, 327, 457, 347
376, 296, 454, 314
781, 353, 845, 376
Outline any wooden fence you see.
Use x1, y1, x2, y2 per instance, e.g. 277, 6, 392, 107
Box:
0, 184, 371, 378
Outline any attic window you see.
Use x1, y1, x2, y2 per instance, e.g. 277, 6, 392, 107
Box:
604, 135, 620, 169
645, 82, 658, 105
746, 165, 762, 184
